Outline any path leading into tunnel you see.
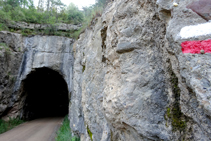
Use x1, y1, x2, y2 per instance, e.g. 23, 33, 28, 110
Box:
0, 117, 63, 141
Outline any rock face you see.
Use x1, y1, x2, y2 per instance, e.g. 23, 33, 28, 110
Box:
187, 0, 211, 21
1, 0, 211, 141
71, 0, 211, 141
0, 32, 23, 117
0, 31, 74, 119
8, 22, 81, 31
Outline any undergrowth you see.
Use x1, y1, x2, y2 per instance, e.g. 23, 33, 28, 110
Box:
56, 116, 80, 141
0, 117, 25, 134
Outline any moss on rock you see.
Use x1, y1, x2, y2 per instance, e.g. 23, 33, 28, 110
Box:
87, 126, 93, 141
166, 62, 187, 131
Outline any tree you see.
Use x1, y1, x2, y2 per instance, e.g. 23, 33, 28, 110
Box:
96, 0, 109, 7
5, 0, 20, 7
66, 3, 84, 24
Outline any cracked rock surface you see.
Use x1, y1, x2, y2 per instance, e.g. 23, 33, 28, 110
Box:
72, 0, 211, 140
0, 31, 74, 120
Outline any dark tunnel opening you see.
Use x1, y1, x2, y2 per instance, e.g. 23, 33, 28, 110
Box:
21, 67, 69, 120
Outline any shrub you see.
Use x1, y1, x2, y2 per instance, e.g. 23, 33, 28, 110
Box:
10, 7, 26, 21
56, 115, 80, 141
66, 3, 84, 24
0, 23, 8, 31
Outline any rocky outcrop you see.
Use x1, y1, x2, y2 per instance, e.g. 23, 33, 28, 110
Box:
8, 22, 81, 31
0, 31, 74, 119
160, 0, 211, 140
0, 32, 23, 117
71, 0, 211, 141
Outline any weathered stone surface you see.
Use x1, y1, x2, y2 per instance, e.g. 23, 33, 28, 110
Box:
0, 32, 23, 117
73, 0, 169, 140
187, 0, 211, 21
70, 18, 108, 140
158, 0, 211, 140
0, 31, 74, 120
8, 22, 81, 31
71, 0, 211, 140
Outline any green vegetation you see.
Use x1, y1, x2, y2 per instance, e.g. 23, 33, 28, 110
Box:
0, 42, 11, 55
166, 107, 171, 118
0, 0, 110, 39
166, 106, 186, 131
82, 66, 85, 73
56, 116, 80, 141
0, 43, 7, 48
165, 63, 187, 131
87, 126, 93, 141
0, 117, 25, 134
0, 0, 83, 25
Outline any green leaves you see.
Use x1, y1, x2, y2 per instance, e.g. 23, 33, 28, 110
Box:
66, 3, 84, 24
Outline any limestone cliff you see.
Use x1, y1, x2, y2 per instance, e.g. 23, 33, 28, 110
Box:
71, 0, 211, 140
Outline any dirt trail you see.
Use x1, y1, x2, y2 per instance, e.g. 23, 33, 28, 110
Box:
0, 117, 63, 141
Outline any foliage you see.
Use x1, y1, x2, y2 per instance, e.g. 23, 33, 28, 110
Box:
0, 0, 111, 39
66, 3, 84, 24
0, 43, 7, 48
0, 1, 84, 25
0, 117, 25, 134
73, 0, 109, 39
87, 126, 93, 141
56, 115, 80, 141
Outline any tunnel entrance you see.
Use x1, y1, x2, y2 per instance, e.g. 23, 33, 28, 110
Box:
21, 68, 69, 120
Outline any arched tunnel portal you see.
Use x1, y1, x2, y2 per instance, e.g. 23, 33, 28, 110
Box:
21, 67, 69, 120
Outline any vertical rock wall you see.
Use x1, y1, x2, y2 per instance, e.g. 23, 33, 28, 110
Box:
0, 31, 74, 119
0, 32, 24, 118
72, 0, 211, 140
158, 0, 211, 140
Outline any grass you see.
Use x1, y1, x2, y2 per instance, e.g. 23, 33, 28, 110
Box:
0, 42, 11, 55
56, 116, 80, 141
0, 117, 25, 134
0, 43, 7, 48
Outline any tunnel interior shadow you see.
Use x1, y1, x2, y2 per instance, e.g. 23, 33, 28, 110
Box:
22, 67, 69, 120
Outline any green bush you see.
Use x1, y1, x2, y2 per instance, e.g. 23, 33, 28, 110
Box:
0, 23, 8, 31
10, 7, 26, 21
0, 10, 11, 23
66, 3, 84, 24
0, 1, 84, 25
56, 116, 80, 141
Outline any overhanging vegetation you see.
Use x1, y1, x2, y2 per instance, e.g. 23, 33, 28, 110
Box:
0, 0, 111, 39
